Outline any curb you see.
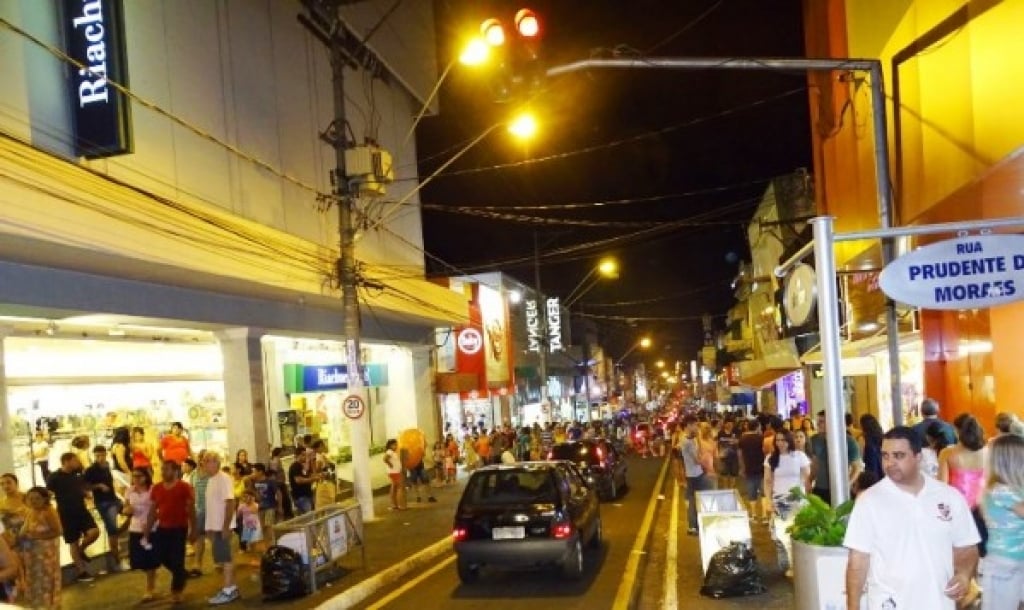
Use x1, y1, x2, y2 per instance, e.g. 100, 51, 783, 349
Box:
315, 535, 453, 610
612, 456, 671, 610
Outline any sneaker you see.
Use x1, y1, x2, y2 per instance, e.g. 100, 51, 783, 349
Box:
208, 587, 240, 605
77, 571, 96, 583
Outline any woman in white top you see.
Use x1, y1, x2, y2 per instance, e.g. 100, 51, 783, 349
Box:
122, 467, 159, 602
763, 430, 811, 577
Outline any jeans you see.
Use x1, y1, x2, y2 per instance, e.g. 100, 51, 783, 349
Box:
153, 527, 188, 593
293, 495, 313, 515
686, 473, 712, 530
981, 554, 1024, 610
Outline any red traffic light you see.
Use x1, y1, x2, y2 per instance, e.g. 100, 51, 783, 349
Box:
515, 8, 540, 38
480, 18, 505, 47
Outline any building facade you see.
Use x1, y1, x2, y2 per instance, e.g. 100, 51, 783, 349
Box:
0, 0, 465, 497
804, 0, 1024, 429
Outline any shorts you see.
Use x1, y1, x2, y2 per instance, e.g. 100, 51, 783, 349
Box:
743, 475, 764, 501
241, 525, 263, 544
718, 455, 739, 477
60, 509, 98, 545
207, 530, 233, 564
407, 464, 429, 485
128, 532, 160, 571
259, 508, 277, 529
95, 499, 123, 536
388, 472, 402, 484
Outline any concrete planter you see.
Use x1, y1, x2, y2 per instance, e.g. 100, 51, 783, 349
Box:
792, 541, 865, 610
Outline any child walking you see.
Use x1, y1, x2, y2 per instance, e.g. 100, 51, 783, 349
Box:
237, 490, 264, 566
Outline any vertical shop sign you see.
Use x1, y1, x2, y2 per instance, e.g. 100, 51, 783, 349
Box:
546, 297, 563, 353
479, 285, 511, 384
62, 0, 133, 158
525, 299, 542, 353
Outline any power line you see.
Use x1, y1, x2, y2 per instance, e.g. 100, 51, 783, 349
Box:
584, 281, 731, 307
424, 86, 806, 179
645, 0, 725, 55
421, 178, 771, 211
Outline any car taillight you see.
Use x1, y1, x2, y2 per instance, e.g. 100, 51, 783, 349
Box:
596, 446, 605, 461
552, 521, 573, 539
452, 527, 469, 541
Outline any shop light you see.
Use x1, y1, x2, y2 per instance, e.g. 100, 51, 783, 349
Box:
508, 289, 523, 304
958, 340, 992, 356
859, 322, 880, 332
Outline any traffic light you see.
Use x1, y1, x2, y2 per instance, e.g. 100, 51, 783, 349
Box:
475, 7, 545, 103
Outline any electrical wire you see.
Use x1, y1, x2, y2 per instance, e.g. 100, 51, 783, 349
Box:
584, 281, 731, 307
420, 178, 772, 211
0, 17, 336, 206
421, 86, 806, 180
644, 0, 725, 55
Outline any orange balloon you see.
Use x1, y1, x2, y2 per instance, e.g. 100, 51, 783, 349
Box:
398, 428, 426, 468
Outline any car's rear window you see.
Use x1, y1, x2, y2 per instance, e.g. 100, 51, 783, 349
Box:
463, 470, 559, 505
549, 445, 582, 460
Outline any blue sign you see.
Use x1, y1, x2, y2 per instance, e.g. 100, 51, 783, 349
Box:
295, 364, 388, 392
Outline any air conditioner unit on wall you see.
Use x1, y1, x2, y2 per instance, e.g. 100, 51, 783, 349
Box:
344, 146, 394, 196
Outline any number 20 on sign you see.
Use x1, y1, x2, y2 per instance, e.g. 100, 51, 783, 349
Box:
342, 395, 365, 419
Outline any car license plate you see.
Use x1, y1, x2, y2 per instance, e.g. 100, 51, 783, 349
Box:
492, 526, 525, 540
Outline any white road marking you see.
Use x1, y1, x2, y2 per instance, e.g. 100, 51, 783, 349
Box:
663, 482, 680, 609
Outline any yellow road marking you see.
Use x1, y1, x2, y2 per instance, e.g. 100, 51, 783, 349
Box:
364, 553, 456, 610
612, 456, 670, 609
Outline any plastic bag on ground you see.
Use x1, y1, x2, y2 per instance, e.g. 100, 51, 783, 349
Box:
261, 545, 308, 601
699, 541, 768, 599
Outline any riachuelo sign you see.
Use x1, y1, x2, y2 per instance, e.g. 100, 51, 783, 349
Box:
879, 234, 1024, 309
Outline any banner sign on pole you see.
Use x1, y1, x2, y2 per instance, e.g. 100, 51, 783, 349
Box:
879, 234, 1024, 310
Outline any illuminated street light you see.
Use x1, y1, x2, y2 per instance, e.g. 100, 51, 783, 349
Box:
459, 37, 490, 66
656, 360, 665, 369
615, 336, 653, 367
661, 371, 670, 379
507, 111, 538, 140
508, 289, 523, 304
639, 337, 652, 349
598, 257, 619, 278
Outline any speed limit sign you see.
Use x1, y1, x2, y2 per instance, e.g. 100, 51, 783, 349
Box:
342, 395, 365, 420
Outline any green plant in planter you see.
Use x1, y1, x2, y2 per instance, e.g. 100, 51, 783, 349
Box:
787, 488, 855, 547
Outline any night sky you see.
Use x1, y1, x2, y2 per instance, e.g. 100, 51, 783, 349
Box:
417, 0, 812, 363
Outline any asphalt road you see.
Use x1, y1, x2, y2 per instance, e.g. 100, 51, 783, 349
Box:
356, 454, 667, 610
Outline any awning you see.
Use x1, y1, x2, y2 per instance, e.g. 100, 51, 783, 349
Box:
0, 131, 468, 330
735, 359, 799, 389
435, 372, 480, 394
800, 331, 921, 364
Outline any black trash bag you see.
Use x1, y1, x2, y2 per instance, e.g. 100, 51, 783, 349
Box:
261, 545, 307, 601
699, 541, 767, 599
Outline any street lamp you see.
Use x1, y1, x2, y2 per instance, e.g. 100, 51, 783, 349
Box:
656, 359, 665, 369
507, 111, 538, 140
615, 336, 652, 367
564, 257, 618, 308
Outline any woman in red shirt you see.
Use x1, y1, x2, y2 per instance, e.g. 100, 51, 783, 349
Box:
160, 422, 192, 465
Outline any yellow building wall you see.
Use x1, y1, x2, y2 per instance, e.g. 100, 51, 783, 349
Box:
804, 0, 1024, 429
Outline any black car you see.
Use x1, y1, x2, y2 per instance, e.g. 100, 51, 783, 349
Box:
548, 439, 628, 500
452, 462, 602, 583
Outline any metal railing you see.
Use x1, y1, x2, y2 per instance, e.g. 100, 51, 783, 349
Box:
272, 499, 365, 593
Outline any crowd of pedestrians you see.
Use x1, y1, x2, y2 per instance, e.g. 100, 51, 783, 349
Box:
0, 421, 350, 607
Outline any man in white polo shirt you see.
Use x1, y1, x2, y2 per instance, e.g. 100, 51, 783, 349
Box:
844, 426, 979, 609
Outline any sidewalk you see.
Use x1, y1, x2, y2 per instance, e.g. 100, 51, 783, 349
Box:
61, 479, 465, 609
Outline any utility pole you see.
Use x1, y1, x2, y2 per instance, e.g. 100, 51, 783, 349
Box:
532, 230, 548, 411
300, 0, 374, 522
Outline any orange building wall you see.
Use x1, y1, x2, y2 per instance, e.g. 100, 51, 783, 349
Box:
802, 0, 1024, 431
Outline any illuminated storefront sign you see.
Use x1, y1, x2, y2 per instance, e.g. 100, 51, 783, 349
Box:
283, 363, 388, 392
525, 299, 542, 353
546, 297, 563, 353
62, 0, 133, 158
